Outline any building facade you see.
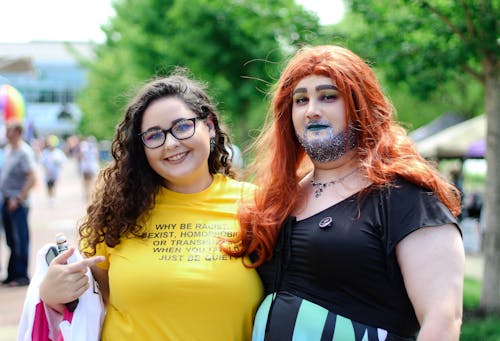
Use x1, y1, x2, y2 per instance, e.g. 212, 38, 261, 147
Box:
0, 41, 93, 140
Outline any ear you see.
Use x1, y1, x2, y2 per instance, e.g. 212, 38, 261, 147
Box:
206, 115, 216, 138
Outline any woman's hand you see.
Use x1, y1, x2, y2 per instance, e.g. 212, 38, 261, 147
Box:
39, 247, 106, 313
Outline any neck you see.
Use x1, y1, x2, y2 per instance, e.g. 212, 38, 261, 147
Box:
164, 172, 215, 194
312, 152, 358, 183
10, 139, 22, 149
311, 167, 359, 198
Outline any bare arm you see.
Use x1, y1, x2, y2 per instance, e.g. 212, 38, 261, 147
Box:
90, 264, 110, 306
18, 169, 36, 201
396, 224, 464, 340
40, 248, 106, 314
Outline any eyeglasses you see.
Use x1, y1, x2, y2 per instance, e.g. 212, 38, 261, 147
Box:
139, 117, 199, 149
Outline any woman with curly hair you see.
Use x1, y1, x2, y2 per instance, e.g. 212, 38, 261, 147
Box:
225, 45, 464, 340
39, 70, 263, 340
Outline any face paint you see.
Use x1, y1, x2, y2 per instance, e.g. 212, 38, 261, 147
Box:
296, 123, 356, 163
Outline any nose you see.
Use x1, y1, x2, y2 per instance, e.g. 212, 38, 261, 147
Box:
305, 99, 321, 119
163, 132, 179, 149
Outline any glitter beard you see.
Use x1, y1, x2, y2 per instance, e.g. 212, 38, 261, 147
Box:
296, 125, 356, 163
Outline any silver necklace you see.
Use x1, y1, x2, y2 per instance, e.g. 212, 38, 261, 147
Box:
311, 168, 358, 198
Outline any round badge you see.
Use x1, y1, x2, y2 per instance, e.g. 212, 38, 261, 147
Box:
318, 216, 333, 229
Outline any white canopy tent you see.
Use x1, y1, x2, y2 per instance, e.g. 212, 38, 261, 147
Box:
415, 114, 486, 159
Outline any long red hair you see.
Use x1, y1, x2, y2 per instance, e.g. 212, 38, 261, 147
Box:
225, 45, 461, 266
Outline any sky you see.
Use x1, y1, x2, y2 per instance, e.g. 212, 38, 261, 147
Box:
0, 0, 344, 43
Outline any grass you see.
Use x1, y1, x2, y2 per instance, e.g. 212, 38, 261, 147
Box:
463, 277, 482, 310
461, 277, 500, 340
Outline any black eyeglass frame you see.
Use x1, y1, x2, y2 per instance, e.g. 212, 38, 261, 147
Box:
138, 117, 201, 149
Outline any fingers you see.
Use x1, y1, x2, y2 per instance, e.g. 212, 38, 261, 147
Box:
51, 249, 105, 273
52, 247, 76, 265
67, 275, 91, 301
41, 253, 102, 306
82, 256, 106, 268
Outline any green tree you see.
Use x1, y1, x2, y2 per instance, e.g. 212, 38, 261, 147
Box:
347, 0, 500, 312
77, 0, 322, 147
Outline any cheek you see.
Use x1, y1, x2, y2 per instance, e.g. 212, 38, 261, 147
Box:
198, 140, 211, 158
143, 149, 158, 167
192, 128, 212, 153
333, 101, 347, 126
291, 109, 303, 134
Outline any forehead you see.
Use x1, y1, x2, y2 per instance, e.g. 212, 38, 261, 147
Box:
294, 75, 335, 91
6, 124, 21, 132
141, 96, 195, 129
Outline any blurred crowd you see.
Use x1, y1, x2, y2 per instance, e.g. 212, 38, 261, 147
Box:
0, 121, 110, 288
17, 133, 106, 203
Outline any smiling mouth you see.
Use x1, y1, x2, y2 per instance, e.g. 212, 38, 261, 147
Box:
166, 151, 188, 162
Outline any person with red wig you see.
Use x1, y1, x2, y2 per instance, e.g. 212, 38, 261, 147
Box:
224, 45, 464, 340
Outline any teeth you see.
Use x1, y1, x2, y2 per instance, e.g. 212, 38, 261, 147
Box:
168, 152, 187, 161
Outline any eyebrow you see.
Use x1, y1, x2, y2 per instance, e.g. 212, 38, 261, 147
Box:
143, 117, 194, 132
292, 84, 339, 95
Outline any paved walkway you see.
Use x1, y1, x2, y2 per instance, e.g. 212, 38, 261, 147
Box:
0, 157, 89, 340
0, 158, 486, 340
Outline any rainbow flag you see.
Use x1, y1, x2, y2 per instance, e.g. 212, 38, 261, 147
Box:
0, 84, 26, 122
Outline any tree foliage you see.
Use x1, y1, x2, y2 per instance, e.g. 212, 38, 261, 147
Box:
346, 0, 500, 312
348, 0, 497, 95
77, 0, 322, 146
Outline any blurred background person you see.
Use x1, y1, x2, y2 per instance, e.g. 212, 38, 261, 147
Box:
78, 135, 100, 201
64, 134, 81, 160
0, 121, 36, 287
39, 134, 67, 206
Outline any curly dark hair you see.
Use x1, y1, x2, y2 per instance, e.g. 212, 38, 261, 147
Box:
80, 70, 235, 256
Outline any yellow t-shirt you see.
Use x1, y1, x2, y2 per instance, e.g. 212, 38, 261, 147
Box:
93, 174, 263, 340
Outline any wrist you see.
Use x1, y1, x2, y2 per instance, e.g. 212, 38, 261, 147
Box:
43, 301, 65, 315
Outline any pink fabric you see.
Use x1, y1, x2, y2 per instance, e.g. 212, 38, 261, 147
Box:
31, 302, 51, 341
30, 303, 75, 341
18, 244, 104, 341
63, 307, 75, 323
56, 308, 75, 341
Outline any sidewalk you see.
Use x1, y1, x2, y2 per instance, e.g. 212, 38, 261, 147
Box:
0, 158, 88, 340
0, 158, 486, 340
